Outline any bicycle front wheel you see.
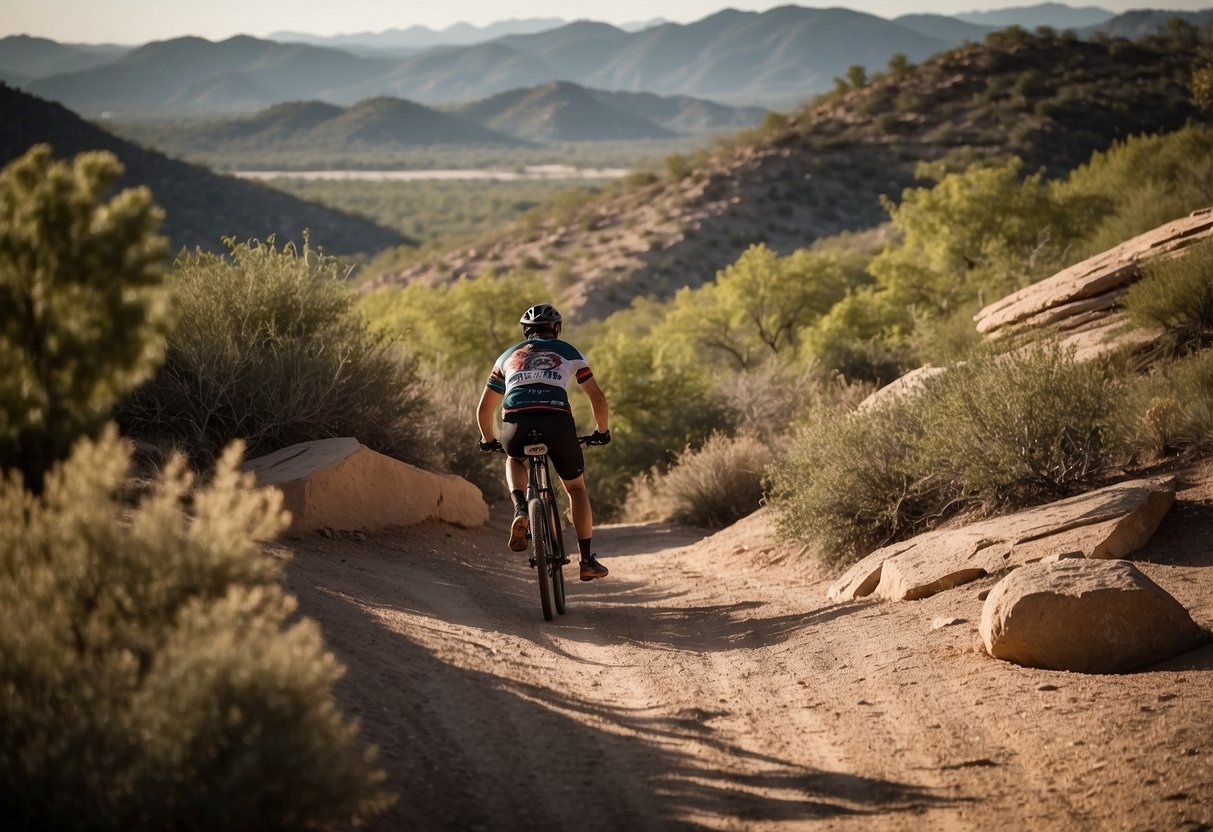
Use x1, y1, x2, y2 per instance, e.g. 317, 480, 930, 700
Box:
529, 497, 554, 621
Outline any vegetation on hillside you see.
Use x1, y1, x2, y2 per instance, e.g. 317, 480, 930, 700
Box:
366, 25, 1208, 322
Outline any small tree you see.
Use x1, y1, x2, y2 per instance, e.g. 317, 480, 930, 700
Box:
0, 144, 170, 490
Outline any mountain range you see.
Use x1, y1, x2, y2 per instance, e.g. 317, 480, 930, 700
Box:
117, 82, 768, 155
0, 83, 407, 254
7, 4, 1210, 117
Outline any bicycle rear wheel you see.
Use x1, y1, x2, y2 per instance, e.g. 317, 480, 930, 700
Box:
545, 493, 567, 615
529, 496, 554, 621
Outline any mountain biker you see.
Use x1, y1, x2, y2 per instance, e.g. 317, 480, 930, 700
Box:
476, 303, 612, 582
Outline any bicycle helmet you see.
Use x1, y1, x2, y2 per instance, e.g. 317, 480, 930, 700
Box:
519, 304, 563, 327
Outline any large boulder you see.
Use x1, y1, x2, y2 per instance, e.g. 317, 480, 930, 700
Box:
974, 207, 1213, 340
827, 476, 1175, 603
243, 437, 489, 535
979, 559, 1203, 673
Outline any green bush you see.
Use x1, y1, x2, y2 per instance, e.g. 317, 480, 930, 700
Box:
0, 429, 391, 829
1125, 237, 1213, 353
770, 398, 937, 562
0, 145, 170, 491
623, 432, 772, 527
1112, 350, 1213, 459
122, 237, 428, 466
915, 345, 1111, 509
771, 344, 1112, 562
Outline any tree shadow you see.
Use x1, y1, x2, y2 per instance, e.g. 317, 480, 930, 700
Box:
283, 538, 962, 831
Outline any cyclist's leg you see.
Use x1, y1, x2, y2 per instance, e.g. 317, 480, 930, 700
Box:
559, 473, 592, 541
500, 418, 533, 552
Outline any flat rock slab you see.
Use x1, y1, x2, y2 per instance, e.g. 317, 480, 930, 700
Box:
974, 207, 1213, 336
980, 559, 1203, 673
827, 476, 1175, 603
244, 437, 489, 535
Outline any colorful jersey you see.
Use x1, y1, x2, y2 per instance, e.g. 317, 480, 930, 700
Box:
486, 338, 594, 415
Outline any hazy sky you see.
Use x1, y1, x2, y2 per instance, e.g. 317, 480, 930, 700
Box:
3, 0, 1210, 43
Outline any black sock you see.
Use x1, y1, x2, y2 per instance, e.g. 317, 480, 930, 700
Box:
511, 490, 526, 513
578, 538, 592, 560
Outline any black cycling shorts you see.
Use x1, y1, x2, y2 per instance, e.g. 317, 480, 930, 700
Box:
501, 410, 584, 481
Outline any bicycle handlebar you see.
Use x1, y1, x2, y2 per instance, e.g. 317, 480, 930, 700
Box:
482, 434, 604, 454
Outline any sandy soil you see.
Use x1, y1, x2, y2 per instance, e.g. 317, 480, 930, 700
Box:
278, 462, 1213, 831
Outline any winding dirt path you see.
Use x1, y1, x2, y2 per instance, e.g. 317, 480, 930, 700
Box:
280, 486, 1213, 831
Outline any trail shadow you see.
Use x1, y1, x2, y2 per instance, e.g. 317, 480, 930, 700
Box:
285, 547, 960, 831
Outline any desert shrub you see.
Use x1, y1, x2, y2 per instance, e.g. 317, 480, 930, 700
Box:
771, 344, 1112, 562
914, 344, 1111, 509
122, 237, 427, 466
623, 433, 772, 527
769, 398, 938, 563
0, 429, 391, 830
1125, 237, 1213, 353
0, 145, 170, 491
1111, 350, 1213, 459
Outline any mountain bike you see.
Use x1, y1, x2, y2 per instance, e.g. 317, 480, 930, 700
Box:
497, 431, 594, 621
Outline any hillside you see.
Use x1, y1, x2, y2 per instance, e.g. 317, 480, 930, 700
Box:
0, 35, 127, 82
371, 29, 1203, 319
0, 84, 409, 255
455, 82, 678, 142
157, 96, 529, 154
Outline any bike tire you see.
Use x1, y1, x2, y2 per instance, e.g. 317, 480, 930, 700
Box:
546, 493, 567, 615
529, 496, 554, 621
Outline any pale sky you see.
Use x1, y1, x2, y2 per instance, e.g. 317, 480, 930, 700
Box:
2, 0, 1209, 44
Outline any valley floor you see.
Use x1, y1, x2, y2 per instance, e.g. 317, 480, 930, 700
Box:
279, 464, 1213, 831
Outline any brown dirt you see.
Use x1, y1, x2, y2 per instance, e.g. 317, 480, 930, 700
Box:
277, 461, 1213, 831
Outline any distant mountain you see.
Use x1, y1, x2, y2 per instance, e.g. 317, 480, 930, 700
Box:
27, 35, 396, 115
0, 84, 408, 255
24, 4, 1201, 118
1091, 9, 1213, 38
455, 81, 677, 142
306, 97, 526, 146
118, 95, 527, 157
956, 3, 1114, 29
0, 35, 127, 82
267, 18, 566, 52
893, 14, 995, 42
584, 88, 768, 135
25, 8, 956, 115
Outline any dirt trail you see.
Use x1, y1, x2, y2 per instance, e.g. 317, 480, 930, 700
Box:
280, 476, 1213, 832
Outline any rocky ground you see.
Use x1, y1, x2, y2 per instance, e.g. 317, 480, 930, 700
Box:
276, 459, 1213, 831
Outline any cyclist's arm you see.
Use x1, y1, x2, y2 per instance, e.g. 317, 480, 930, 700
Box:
477, 386, 503, 442
580, 376, 609, 433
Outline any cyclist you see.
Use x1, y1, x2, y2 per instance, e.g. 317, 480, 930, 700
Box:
477, 303, 612, 582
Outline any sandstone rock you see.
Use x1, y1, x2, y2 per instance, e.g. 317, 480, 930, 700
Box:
980, 559, 1203, 673
856, 365, 947, 412
827, 477, 1175, 603
243, 437, 488, 535
974, 207, 1213, 336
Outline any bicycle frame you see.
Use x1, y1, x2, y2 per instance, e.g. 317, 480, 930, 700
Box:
522, 432, 567, 620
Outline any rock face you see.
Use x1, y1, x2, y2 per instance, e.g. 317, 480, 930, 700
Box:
827, 477, 1176, 603
243, 437, 489, 535
979, 559, 1203, 673
973, 206, 1213, 357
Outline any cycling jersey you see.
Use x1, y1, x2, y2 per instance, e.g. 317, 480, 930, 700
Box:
487, 337, 594, 415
